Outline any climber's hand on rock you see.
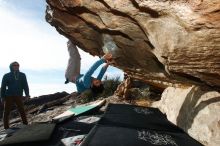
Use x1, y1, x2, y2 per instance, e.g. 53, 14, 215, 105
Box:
103, 53, 112, 62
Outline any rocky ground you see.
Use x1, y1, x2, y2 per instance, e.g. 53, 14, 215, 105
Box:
1, 86, 219, 145
0, 89, 159, 131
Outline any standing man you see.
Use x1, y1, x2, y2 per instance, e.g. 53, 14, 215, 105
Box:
1, 61, 29, 129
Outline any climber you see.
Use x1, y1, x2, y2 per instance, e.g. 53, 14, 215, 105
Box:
65, 40, 112, 94
0, 61, 30, 130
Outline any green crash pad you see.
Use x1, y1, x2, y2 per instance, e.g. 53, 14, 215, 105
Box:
53, 99, 105, 123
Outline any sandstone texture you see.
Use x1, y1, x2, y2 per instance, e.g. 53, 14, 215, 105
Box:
45, 0, 220, 145
45, 0, 220, 89
153, 86, 220, 146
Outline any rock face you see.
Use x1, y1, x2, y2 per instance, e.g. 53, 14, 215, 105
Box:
45, 0, 220, 89
45, 1, 220, 145
153, 86, 220, 146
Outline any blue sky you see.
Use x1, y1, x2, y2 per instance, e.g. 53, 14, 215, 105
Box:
0, 0, 123, 97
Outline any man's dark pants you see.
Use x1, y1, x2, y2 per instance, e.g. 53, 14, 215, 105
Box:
3, 96, 28, 129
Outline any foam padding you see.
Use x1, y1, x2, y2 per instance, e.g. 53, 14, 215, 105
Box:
81, 125, 203, 146
99, 104, 183, 132
0, 123, 55, 145
81, 104, 203, 146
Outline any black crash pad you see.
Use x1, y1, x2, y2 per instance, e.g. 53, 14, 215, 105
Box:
81, 125, 203, 146
81, 104, 203, 146
0, 123, 56, 145
99, 104, 183, 132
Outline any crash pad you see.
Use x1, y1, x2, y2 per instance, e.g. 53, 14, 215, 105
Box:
0, 123, 55, 145
53, 99, 105, 123
99, 104, 183, 132
61, 135, 86, 146
81, 125, 203, 146
80, 104, 203, 146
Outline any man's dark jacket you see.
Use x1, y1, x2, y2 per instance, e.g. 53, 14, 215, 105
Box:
0, 62, 29, 99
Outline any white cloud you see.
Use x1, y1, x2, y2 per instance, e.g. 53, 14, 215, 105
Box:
0, 4, 64, 70
0, 1, 123, 96
0, 2, 98, 71
29, 82, 76, 97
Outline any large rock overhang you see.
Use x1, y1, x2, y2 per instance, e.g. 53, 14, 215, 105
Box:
45, 0, 220, 90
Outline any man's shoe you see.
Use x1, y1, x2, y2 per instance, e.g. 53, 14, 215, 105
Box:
65, 79, 69, 84
4, 128, 15, 135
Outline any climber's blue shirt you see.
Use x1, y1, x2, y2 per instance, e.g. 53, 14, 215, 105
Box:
75, 58, 107, 93
1, 64, 29, 99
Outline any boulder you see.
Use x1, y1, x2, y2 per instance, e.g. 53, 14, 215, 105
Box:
153, 86, 220, 146
45, 0, 220, 89
45, 0, 220, 144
